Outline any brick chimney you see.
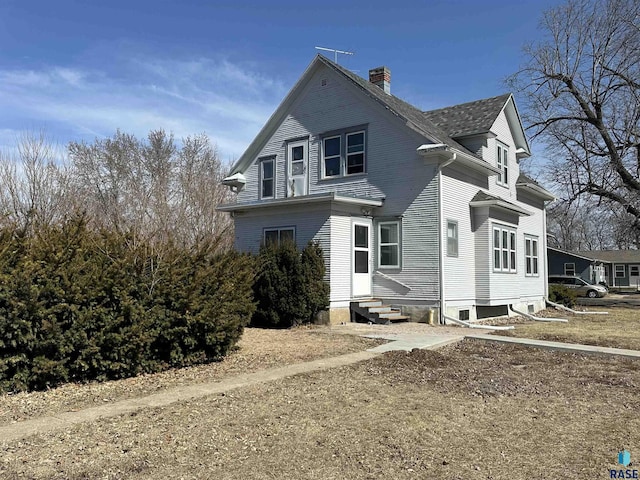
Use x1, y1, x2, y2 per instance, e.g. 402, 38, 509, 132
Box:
369, 66, 391, 94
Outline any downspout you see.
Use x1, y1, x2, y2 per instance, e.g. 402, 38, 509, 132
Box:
437, 154, 456, 324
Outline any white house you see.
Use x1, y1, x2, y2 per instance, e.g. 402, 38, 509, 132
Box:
218, 55, 555, 324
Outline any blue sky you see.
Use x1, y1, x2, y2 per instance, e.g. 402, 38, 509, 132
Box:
0, 0, 560, 164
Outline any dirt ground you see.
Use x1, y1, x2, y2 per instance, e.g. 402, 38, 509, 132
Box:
0, 327, 381, 425
495, 307, 640, 350
1, 338, 639, 479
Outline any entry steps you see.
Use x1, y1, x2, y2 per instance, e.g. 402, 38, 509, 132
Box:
350, 298, 410, 324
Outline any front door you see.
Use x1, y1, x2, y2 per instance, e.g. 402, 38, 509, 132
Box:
352, 220, 372, 297
630, 265, 640, 288
287, 140, 308, 197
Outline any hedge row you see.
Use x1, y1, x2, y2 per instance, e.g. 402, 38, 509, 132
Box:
0, 217, 256, 392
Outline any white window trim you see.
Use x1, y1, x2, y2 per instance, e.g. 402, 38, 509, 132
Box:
492, 225, 516, 273
615, 264, 625, 278
263, 227, 296, 246
564, 263, 576, 276
260, 157, 275, 200
496, 142, 509, 187
378, 220, 400, 269
446, 219, 458, 257
524, 236, 539, 277
320, 128, 367, 180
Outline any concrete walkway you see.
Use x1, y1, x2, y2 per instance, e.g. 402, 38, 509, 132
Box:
467, 333, 640, 359
2, 330, 640, 443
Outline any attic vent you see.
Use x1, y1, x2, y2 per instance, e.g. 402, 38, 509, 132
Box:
321, 78, 327, 86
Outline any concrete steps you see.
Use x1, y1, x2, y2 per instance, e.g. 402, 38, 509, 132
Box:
350, 298, 410, 324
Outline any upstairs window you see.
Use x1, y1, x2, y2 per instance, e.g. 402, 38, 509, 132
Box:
321, 127, 366, 178
323, 136, 341, 177
497, 143, 508, 187
261, 158, 274, 199
493, 225, 516, 273
525, 236, 539, 276
264, 227, 295, 246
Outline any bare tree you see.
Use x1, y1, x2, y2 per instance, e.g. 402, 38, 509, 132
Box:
510, 0, 640, 236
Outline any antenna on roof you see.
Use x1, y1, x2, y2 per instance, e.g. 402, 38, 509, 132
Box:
314, 46, 354, 64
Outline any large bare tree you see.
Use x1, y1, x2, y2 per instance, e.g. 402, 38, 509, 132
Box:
510, 0, 640, 237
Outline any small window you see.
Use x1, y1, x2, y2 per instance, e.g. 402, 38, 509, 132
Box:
323, 136, 341, 177
525, 236, 539, 276
378, 221, 399, 268
263, 227, 295, 246
346, 131, 365, 175
496, 143, 508, 187
564, 263, 576, 276
493, 225, 516, 273
459, 309, 469, 321
446, 220, 458, 257
261, 158, 274, 199
615, 265, 625, 278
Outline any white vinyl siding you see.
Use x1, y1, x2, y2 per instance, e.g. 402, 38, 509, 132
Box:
525, 236, 539, 276
378, 221, 400, 268
493, 225, 516, 273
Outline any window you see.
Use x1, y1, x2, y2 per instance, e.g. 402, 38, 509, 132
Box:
525, 236, 539, 276
261, 158, 274, 199
564, 263, 576, 276
493, 225, 516, 272
346, 132, 365, 174
615, 265, 626, 278
321, 128, 366, 178
378, 221, 400, 268
263, 227, 295, 246
496, 143, 509, 187
447, 220, 458, 257
323, 136, 341, 177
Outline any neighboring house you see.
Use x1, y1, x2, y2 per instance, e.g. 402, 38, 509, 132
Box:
218, 55, 555, 324
578, 250, 640, 288
548, 247, 640, 288
547, 247, 607, 284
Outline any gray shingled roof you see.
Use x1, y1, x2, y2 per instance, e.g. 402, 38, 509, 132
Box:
577, 250, 640, 263
319, 56, 481, 158
422, 93, 511, 138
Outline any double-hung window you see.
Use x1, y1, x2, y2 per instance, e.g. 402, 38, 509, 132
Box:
378, 221, 400, 268
493, 225, 516, 272
322, 128, 366, 178
447, 220, 458, 257
496, 143, 508, 187
264, 227, 295, 246
615, 265, 625, 278
261, 158, 274, 199
525, 236, 539, 276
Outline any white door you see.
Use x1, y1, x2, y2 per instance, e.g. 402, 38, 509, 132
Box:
287, 140, 307, 197
352, 220, 372, 297
630, 265, 640, 288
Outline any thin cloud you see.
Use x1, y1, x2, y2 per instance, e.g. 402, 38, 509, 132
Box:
0, 55, 288, 161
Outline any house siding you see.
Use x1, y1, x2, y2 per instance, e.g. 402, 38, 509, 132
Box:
329, 213, 352, 304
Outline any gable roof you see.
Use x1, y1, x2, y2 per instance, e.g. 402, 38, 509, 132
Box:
422, 93, 511, 138
577, 250, 640, 263
227, 55, 499, 177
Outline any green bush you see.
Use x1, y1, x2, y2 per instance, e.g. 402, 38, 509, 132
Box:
252, 241, 329, 328
549, 284, 578, 307
0, 217, 256, 393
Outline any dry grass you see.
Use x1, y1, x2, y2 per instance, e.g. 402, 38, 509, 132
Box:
1, 340, 639, 479
0, 327, 381, 425
495, 307, 640, 350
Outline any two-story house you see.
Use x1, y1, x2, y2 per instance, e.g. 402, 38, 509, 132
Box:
218, 55, 555, 324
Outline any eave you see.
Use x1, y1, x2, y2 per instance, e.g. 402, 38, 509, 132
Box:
516, 181, 555, 201
470, 198, 532, 217
217, 192, 384, 213
417, 143, 500, 175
